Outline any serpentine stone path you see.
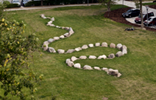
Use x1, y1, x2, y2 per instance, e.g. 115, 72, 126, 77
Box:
40, 14, 128, 77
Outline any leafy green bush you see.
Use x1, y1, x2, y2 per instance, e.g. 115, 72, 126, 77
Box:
6, 4, 20, 8
3, 1, 10, 6
0, 18, 42, 100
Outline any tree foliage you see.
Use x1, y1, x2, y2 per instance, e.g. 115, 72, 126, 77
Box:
0, 17, 42, 100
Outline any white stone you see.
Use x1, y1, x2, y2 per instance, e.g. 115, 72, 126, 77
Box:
108, 53, 115, 59
110, 43, 116, 48
122, 49, 127, 55
48, 38, 55, 43
95, 43, 100, 47
116, 51, 123, 57
64, 33, 70, 37
107, 69, 121, 77
94, 66, 101, 70
51, 17, 55, 21
42, 41, 49, 51
49, 24, 55, 27
98, 55, 107, 59
117, 43, 122, 50
53, 37, 60, 41
83, 65, 93, 70
60, 35, 65, 39
57, 49, 65, 54
71, 56, 78, 62
66, 49, 75, 53
101, 42, 108, 47
66, 59, 74, 67
48, 47, 56, 53
79, 56, 87, 59
42, 43, 48, 51
48, 21, 53, 24
65, 27, 70, 30
88, 44, 94, 47
89, 55, 96, 59
75, 47, 82, 51
101, 68, 108, 72
82, 45, 88, 49
74, 63, 81, 69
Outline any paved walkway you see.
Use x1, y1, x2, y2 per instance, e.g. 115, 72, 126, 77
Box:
4, 3, 100, 11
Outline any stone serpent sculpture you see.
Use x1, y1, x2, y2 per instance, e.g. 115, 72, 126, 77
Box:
40, 14, 128, 77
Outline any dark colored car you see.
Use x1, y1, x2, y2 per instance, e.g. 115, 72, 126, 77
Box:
153, 0, 156, 3
135, 12, 154, 24
122, 9, 140, 18
144, 16, 156, 26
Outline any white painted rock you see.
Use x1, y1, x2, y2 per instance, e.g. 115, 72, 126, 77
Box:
57, 49, 65, 54
110, 43, 116, 48
116, 51, 123, 57
71, 56, 78, 62
122, 45, 127, 54
48, 47, 56, 53
101, 42, 108, 47
117, 43, 122, 50
122, 45, 127, 50
60, 35, 65, 39
48, 38, 55, 43
64, 33, 70, 37
42, 41, 49, 51
94, 66, 101, 70
62, 27, 65, 29
49, 24, 55, 27
82, 45, 88, 49
98, 55, 107, 59
95, 43, 100, 47
66, 59, 74, 67
88, 44, 94, 47
83, 65, 93, 70
74, 63, 81, 69
89, 55, 96, 59
75, 47, 82, 51
65, 27, 70, 30
51, 17, 55, 21
42, 43, 48, 51
122, 49, 127, 55
69, 27, 74, 35
48, 21, 53, 24
79, 56, 87, 59
101, 68, 108, 72
53, 37, 60, 41
108, 53, 115, 59
66, 49, 75, 53
107, 69, 121, 77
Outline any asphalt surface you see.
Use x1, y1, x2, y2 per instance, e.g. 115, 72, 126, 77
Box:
4, 3, 100, 11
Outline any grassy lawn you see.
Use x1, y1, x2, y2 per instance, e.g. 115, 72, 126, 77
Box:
2, 5, 156, 100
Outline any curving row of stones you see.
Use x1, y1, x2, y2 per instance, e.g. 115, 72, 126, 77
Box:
40, 14, 128, 77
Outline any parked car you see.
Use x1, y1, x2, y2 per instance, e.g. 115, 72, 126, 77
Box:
12, 0, 20, 6
153, 0, 156, 3
135, 12, 154, 24
122, 9, 140, 18
144, 16, 156, 26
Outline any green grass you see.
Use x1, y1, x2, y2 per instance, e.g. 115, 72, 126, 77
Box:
2, 5, 156, 100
